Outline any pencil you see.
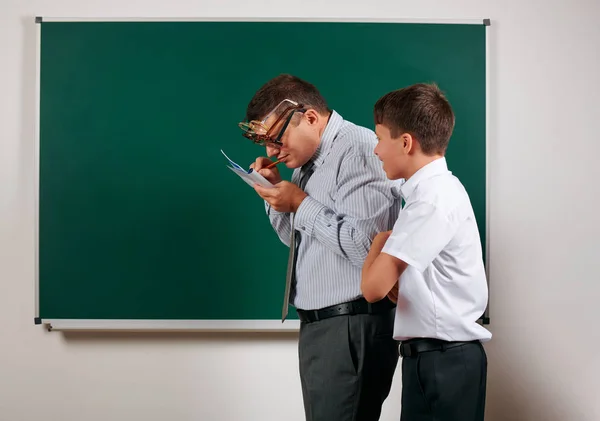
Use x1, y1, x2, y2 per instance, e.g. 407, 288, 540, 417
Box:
264, 159, 281, 169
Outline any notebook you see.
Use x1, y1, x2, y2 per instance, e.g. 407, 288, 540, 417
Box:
221, 149, 274, 189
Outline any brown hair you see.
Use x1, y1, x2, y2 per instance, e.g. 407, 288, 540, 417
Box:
245, 74, 330, 121
373, 83, 455, 155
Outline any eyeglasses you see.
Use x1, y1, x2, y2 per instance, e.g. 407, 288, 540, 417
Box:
239, 99, 306, 147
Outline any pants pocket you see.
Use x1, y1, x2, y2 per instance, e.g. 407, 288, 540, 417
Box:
346, 316, 359, 376
416, 354, 433, 412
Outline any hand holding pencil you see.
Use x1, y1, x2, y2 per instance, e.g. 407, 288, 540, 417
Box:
264, 159, 282, 169
250, 156, 283, 185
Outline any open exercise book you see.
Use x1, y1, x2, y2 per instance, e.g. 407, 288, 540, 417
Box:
221, 150, 274, 189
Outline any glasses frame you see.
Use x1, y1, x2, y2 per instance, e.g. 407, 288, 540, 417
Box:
239, 99, 306, 147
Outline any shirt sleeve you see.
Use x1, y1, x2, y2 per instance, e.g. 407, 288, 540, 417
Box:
294, 154, 401, 268
265, 202, 292, 247
382, 199, 459, 272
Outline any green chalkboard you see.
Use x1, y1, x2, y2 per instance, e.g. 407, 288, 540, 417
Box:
36, 19, 488, 329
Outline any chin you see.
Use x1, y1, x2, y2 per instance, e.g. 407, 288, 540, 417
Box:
286, 159, 305, 169
385, 169, 403, 180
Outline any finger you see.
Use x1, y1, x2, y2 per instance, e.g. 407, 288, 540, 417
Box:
255, 188, 279, 209
254, 184, 275, 198
388, 283, 399, 302
277, 181, 300, 195
258, 168, 278, 181
254, 184, 265, 196
387, 292, 397, 304
253, 157, 272, 172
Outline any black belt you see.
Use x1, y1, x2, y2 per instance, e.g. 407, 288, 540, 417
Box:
399, 338, 479, 358
296, 297, 395, 323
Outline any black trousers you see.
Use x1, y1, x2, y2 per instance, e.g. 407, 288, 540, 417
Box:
400, 339, 488, 421
298, 308, 399, 421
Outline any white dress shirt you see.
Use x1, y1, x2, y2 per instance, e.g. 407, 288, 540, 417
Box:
382, 157, 491, 342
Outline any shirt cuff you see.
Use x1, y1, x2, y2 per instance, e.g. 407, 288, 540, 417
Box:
294, 196, 325, 236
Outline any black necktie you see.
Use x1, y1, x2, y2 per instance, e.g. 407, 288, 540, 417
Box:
282, 162, 315, 322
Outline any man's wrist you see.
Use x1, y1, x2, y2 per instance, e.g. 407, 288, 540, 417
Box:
291, 192, 308, 213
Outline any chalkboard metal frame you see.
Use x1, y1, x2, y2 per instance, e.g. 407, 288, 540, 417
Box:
34, 16, 492, 332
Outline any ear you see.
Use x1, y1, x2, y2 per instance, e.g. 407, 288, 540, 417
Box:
303, 109, 319, 126
401, 133, 414, 154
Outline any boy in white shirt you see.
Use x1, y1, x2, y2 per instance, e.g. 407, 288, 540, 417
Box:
361, 83, 491, 421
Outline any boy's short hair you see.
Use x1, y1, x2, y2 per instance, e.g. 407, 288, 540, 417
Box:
373, 83, 455, 155
245, 74, 330, 122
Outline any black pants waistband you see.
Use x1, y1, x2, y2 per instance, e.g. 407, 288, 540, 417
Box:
399, 338, 480, 358
296, 297, 395, 323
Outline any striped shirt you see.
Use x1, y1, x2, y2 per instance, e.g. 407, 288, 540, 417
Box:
266, 110, 403, 310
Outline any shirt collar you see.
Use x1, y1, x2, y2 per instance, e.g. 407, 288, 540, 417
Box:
400, 157, 449, 200
310, 110, 343, 168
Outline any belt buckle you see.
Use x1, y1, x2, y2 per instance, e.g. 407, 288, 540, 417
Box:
312, 310, 320, 322
399, 342, 414, 358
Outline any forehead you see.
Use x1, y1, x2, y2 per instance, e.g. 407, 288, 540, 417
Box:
263, 109, 295, 130
260, 99, 300, 123
263, 114, 279, 127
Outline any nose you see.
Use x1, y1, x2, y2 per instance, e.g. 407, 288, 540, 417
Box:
266, 144, 280, 158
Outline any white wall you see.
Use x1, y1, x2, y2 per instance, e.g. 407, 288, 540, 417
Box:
2, 0, 599, 420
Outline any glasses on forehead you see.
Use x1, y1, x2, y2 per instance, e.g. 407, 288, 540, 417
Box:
238, 99, 306, 147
